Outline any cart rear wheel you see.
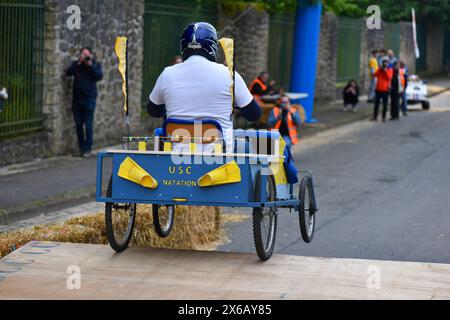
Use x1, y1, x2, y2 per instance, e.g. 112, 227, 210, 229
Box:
105, 177, 136, 252
252, 172, 277, 261
152, 205, 175, 238
299, 175, 316, 243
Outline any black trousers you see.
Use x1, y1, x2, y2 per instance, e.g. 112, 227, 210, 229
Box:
390, 91, 400, 119
374, 91, 389, 120
72, 99, 96, 153
343, 92, 359, 107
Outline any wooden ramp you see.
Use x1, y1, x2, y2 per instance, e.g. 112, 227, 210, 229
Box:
1, 241, 450, 300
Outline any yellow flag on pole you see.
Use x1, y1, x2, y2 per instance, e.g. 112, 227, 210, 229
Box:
219, 37, 235, 108
219, 37, 234, 78
115, 36, 128, 116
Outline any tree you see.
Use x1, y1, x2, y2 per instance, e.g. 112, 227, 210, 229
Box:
324, 0, 450, 23
202, 0, 450, 22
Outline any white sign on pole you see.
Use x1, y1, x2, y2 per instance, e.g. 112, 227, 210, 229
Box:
412, 8, 420, 59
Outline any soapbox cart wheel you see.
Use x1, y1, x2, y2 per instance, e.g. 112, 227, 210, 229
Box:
105, 177, 137, 252
252, 171, 278, 261
152, 205, 175, 238
298, 175, 317, 243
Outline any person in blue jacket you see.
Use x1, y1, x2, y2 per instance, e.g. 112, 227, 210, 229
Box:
66, 47, 103, 157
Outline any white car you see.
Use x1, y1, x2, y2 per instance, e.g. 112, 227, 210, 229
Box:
405, 75, 430, 110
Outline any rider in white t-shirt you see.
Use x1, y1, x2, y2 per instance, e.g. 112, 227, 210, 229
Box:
147, 22, 261, 149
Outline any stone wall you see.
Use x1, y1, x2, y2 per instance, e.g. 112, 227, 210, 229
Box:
315, 13, 338, 101
0, 132, 50, 167
217, 4, 269, 84
43, 0, 145, 156
425, 22, 444, 75
399, 22, 416, 75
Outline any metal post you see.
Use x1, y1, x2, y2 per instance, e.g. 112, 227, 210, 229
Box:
290, 0, 322, 124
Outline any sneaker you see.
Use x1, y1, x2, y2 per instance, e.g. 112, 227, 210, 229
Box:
82, 151, 92, 158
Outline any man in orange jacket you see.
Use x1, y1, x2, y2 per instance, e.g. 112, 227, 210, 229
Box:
371, 58, 393, 122
249, 71, 276, 104
268, 95, 301, 147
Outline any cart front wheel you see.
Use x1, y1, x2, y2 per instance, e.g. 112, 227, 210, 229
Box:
152, 205, 175, 238
422, 101, 430, 110
105, 177, 137, 252
299, 175, 316, 243
252, 171, 277, 261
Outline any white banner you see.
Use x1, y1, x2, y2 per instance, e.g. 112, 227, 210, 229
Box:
412, 8, 420, 59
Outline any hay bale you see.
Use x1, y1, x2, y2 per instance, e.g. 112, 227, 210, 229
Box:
0, 205, 223, 258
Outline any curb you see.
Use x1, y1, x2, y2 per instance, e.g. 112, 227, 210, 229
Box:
0, 188, 96, 226
428, 87, 450, 98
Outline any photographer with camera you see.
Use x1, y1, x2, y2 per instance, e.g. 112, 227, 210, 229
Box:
66, 47, 103, 157
267, 95, 301, 148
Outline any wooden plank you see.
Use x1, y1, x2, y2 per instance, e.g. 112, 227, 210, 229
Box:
1, 241, 450, 300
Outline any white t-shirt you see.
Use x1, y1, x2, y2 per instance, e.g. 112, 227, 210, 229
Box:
149, 55, 253, 143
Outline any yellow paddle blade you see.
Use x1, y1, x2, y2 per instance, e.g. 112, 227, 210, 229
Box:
198, 161, 241, 187
118, 157, 158, 189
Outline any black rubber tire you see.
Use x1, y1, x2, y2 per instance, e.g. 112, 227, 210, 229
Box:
299, 175, 316, 243
252, 171, 277, 261
422, 101, 430, 110
152, 205, 175, 238
105, 176, 136, 252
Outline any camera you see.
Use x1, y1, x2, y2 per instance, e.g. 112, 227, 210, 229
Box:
85, 56, 92, 62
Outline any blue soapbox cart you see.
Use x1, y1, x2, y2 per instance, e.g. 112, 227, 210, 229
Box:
96, 119, 318, 261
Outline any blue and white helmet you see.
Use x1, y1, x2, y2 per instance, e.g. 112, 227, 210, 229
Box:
180, 22, 219, 62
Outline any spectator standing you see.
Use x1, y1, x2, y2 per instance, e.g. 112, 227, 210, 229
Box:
378, 49, 387, 66
387, 49, 398, 68
399, 61, 409, 116
65, 47, 103, 157
371, 58, 393, 122
342, 80, 360, 112
268, 95, 301, 148
389, 61, 403, 121
368, 50, 379, 102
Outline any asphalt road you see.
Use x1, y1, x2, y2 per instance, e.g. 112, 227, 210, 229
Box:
219, 91, 450, 264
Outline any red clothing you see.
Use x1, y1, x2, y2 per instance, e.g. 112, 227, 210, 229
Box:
374, 67, 393, 92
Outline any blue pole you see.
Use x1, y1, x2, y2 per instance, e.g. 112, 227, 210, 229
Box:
290, 0, 322, 123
